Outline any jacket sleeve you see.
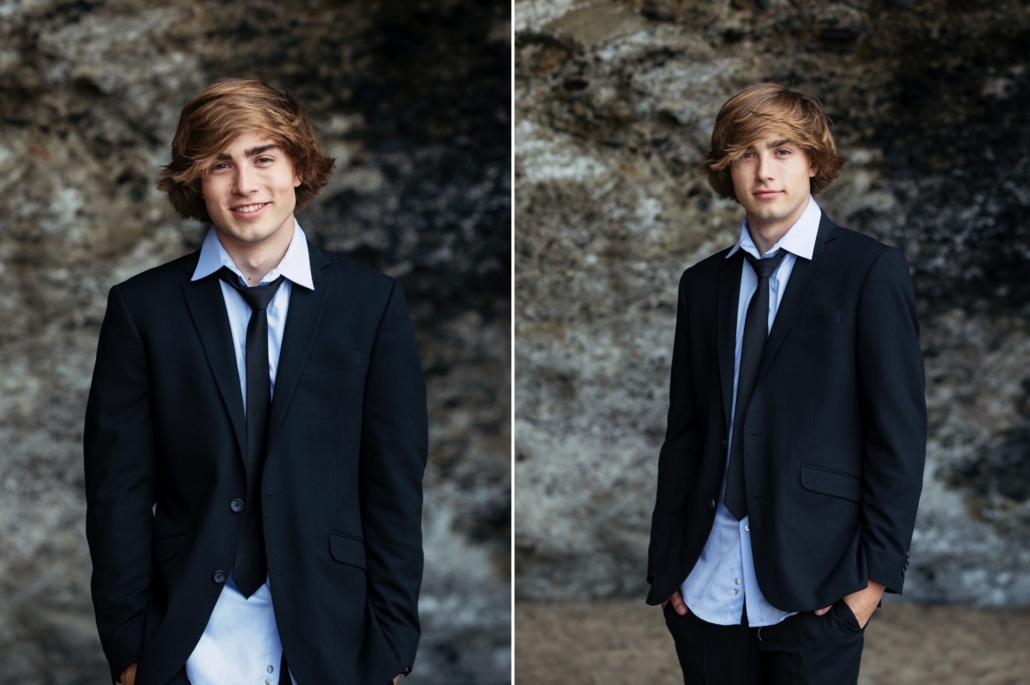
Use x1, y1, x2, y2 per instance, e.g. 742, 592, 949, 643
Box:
647, 269, 702, 590
855, 247, 927, 594
358, 279, 428, 676
83, 284, 158, 682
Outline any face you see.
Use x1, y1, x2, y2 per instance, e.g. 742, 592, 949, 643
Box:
200, 131, 301, 250
730, 131, 816, 234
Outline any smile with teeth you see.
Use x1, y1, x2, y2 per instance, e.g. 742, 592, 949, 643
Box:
232, 203, 268, 214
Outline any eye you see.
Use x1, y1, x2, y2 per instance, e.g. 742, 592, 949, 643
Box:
256, 156, 275, 164
776, 148, 791, 156
211, 162, 230, 171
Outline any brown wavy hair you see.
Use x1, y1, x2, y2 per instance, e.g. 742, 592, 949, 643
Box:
698, 83, 845, 202
157, 79, 335, 223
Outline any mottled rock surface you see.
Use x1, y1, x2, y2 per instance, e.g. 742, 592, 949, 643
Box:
0, 1, 511, 683
514, 0, 1030, 605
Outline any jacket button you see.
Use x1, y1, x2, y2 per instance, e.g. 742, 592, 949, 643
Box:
721, 439, 728, 449
708, 499, 716, 510
213, 570, 227, 583
230, 498, 245, 513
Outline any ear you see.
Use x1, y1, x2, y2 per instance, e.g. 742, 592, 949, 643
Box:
294, 173, 302, 188
809, 163, 817, 178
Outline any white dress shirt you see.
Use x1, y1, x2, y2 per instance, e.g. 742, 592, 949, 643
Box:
186, 219, 313, 685
679, 197, 822, 628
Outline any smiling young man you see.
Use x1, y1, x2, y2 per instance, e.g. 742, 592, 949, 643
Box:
646, 84, 927, 683
84, 79, 427, 685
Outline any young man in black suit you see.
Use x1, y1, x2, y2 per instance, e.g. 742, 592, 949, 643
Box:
646, 83, 926, 683
84, 79, 427, 685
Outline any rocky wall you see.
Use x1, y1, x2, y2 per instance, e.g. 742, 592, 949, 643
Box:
0, 0, 511, 683
514, 0, 1030, 606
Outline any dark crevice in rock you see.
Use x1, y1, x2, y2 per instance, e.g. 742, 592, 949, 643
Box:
866, 43, 1030, 314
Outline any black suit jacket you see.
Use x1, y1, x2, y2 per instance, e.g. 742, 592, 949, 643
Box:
84, 242, 427, 685
646, 214, 926, 612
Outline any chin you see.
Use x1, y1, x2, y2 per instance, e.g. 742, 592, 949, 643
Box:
750, 207, 786, 222
760, 201, 798, 219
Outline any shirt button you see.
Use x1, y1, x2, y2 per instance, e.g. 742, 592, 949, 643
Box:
267, 665, 274, 673
265, 679, 272, 685
213, 570, 226, 583
745, 525, 750, 532
734, 578, 741, 585
732, 588, 739, 595
721, 439, 728, 449
230, 498, 244, 513
708, 499, 716, 510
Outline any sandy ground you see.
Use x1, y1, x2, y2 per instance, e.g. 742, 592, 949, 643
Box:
515, 599, 1030, 685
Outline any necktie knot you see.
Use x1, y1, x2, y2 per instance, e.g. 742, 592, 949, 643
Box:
744, 249, 787, 280
217, 267, 286, 311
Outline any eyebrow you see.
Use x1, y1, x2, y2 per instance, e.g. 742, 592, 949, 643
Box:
214, 144, 282, 161
245, 144, 280, 157
765, 139, 791, 149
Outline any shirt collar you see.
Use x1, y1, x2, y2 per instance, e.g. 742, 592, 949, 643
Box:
192, 218, 314, 290
726, 196, 822, 261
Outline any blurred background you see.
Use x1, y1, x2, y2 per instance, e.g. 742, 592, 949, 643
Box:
514, 0, 1029, 682
0, 1, 510, 683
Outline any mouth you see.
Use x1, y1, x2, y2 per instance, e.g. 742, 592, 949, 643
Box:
230, 202, 269, 217
753, 190, 781, 200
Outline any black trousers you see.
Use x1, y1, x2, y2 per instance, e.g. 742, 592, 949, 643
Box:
663, 601, 865, 685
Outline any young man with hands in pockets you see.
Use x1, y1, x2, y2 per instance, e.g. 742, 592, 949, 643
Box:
647, 83, 926, 684
85, 79, 426, 685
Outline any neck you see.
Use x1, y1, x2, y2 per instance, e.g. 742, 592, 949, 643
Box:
216, 220, 294, 286
745, 195, 810, 256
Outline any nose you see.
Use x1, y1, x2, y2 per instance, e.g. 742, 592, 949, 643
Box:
232, 164, 258, 195
754, 151, 774, 181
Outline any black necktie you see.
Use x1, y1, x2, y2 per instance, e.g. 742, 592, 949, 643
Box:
217, 267, 286, 598
724, 249, 787, 520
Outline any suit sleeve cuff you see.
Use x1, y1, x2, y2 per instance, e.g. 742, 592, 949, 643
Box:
101, 618, 146, 684
865, 546, 910, 596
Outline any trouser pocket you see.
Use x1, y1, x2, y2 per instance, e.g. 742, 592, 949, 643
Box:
834, 599, 864, 632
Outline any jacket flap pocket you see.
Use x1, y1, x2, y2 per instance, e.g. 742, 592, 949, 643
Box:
329, 533, 366, 570
800, 465, 861, 503
302, 350, 362, 376
152, 534, 186, 563
792, 310, 842, 333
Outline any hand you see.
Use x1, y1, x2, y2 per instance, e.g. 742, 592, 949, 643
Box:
814, 580, 885, 628
660, 590, 689, 616
393, 676, 401, 684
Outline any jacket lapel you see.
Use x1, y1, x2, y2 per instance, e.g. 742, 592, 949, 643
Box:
267, 242, 334, 445
181, 258, 247, 462
756, 214, 839, 381
717, 250, 743, 433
